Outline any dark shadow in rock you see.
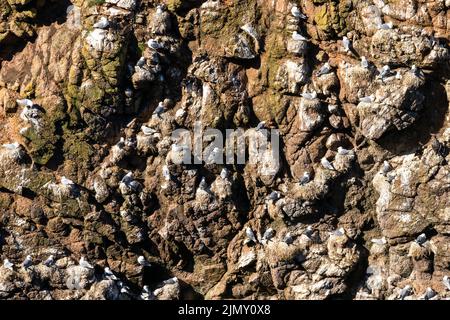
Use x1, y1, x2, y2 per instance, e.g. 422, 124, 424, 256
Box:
0, 0, 71, 62
376, 79, 448, 156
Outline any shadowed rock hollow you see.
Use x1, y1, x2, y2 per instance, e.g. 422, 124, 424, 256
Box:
0, 0, 450, 300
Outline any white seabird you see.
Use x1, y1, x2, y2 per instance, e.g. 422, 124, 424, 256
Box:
301, 91, 317, 100
255, 121, 266, 131
415, 233, 427, 245
61, 176, 75, 186
162, 165, 171, 181
198, 177, 209, 191
138, 255, 151, 267
399, 285, 413, 300
43, 255, 55, 267
337, 146, 352, 155
3, 258, 14, 270
22, 255, 32, 269
291, 5, 307, 19
141, 125, 157, 136
361, 56, 369, 69
422, 287, 436, 300
443, 276, 450, 291
93, 16, 109, 29
245, 227, 257, 243
378, 22, 393, 30
382, 160, 392, 175
304, 226, 314, 239
379, 65, 391, 79
292, 31, 308, 41
16, 99, 33, 107
262, 228, 275, 242
283, 232, 294, 244
104, 267, 118, 280
163, 277, 178, 285
317, 63, 332, 76
371, 237, 387, 245
342, 36, 351, 52
147, 39, 162, 50
79, 256, 94, 269
220, 168, 229, 180
267, 191, 280, 201
152, 102, 165, 118
136, 57, 146, 68
299, 172, 310, 185
320, 157, 335, 171
359, 95, 375, 103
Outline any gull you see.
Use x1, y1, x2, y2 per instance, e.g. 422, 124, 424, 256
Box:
256, 121, 266, 131
245, 227, 257, 243
141, 125, 157, 136
371, 237, 387, 245
415, 233, 427, 245
118, 282, 131, 295
291, 5, 307, 19
2, 142, 21, 150
136, 57, 146, 68
328, 104, 338, 114
283, 232, 294, 244
361, 56, 369, 68
141, 285, 152, 300
342, 36, 351, 52
410, 65, 419, 75
292, 31, 308, 41
240, 23, 259, 42
443, 276, 450, 291
382, 160, 392, 175
321, 157, 335, 171
359, 95, 375, 103
3, 258, 13, 270
304, 226, 314, 239
147, 39, 162, 50
61, 176, 75, 186
332, 227, 345, 237
378, 22, 393, 30
152, 102, 165, 118
220, 168, 229, 180
316, 63, 332, 76
301, 91, 317, 100
299, 172, 310, 185
206, 147, 221, 164
93, 16, 109, 29
79, 256, 94, 269
422, 287, 436, 300
22, 255, 32, 269
399, 285, 412, 299
262, 228, 275, 241
267, 191, 280, 201
175, 108, 186, 119
199, 177, 208, 191
120, 172, 141, 192
104, 267, 118, 280
2, 142, 24, 160
395, 71, 402, 80
162, 165, 171, 181
43, 255, 55, 267
337, 146, 353, 155
138, 255, 151, 267
379, 65, 391, 79
16, 99, 33, 107
163, 277, 178, 285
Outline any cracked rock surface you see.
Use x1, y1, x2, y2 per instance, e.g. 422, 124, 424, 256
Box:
0, 0, 450, 300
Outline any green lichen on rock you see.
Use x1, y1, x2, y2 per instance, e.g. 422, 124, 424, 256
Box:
313, 0, 352, 37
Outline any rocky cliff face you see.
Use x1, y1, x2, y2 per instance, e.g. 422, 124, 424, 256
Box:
0, 0, 449, 300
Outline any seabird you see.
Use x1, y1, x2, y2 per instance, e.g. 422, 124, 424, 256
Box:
291, 5, 307, 19
415, 233, 427, 245
378, 22, 393, 30
342, 36, 351, 52
16, 99, 33, 107
361, 56, 369, 68
371, 237, 387, 245
61, 176, 75, 186
163, 277, 178, 285
175, 108, 186, 119
299, 172, 310, 185
267, 191, 280, 201
153, 102, 165, 118
245, 227, 257, 243
379, 65, 391, 79
199, 177, 208, 191
304, 226, 314, 239
292, 31, 308, 41
320, 157, 335, 171
136, 57, 146, 68
93, 16, 109, 29
79, 256, 94, 269
104, 267, 118, 280
220, 168, 229, 180
328, 104, 339, 114
382, 160, 392, 175
410, 65, 419, 75
256, 121, 266, 131
395, 71, 402, 80
2, 142, 21, 150
141, 125, 157, 136
22, 255, 32, 269
337, 146, 353, 155
333, 227, 345, 237
301, 91, 317, 100
316, 63, 332, 76
3, 258, 13, 270
43, 255, 55, 267
422, 287, 436, 300
283, 232, 294, 244
138, 255, 151, 267
118, 282, 131, 294
147, 39, 162, 50
162, 165, 171, 181
442, 276, 450, 291
399, 285, 413, 300
359, 95, 375, 103
262, 228, 275, 241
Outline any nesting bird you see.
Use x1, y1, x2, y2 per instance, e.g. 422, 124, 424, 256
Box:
256, 121, 266, 131
291, 5, 307, 19
119, 172, 141, 194
379, 65, 391, 79
415, 233, 427, 245
138, 255, 151, 267
267, 191, 280, 201
299, 172, 310, 185
342, 36, 351, 52
220, 168, 229, 180
162, 165, 171, 181
43, 255, 55, 267
147, 39, 163, 50
421, 287, 436, 300
262, 228, 275, 242
283, 232, 294, 244
443, 276, 450, 291
301, 91, 317, 100
93, 16, 109, 29
79, 256, 94, 269
316, 63, 332, 76
245, 227, 258, 244
22, 255, 32, 269
361, 56, 369, 69
104, 267, 118, 280
321, 157, 335, 171
359, 95, 375, 103
398, 285, 413, 300
378, 22, 393, 30
292, 31, 308, 42
371, 237, 387, 245
382, 160, 392, 175
3, 258, 13, 270
153, 102, 165, 118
